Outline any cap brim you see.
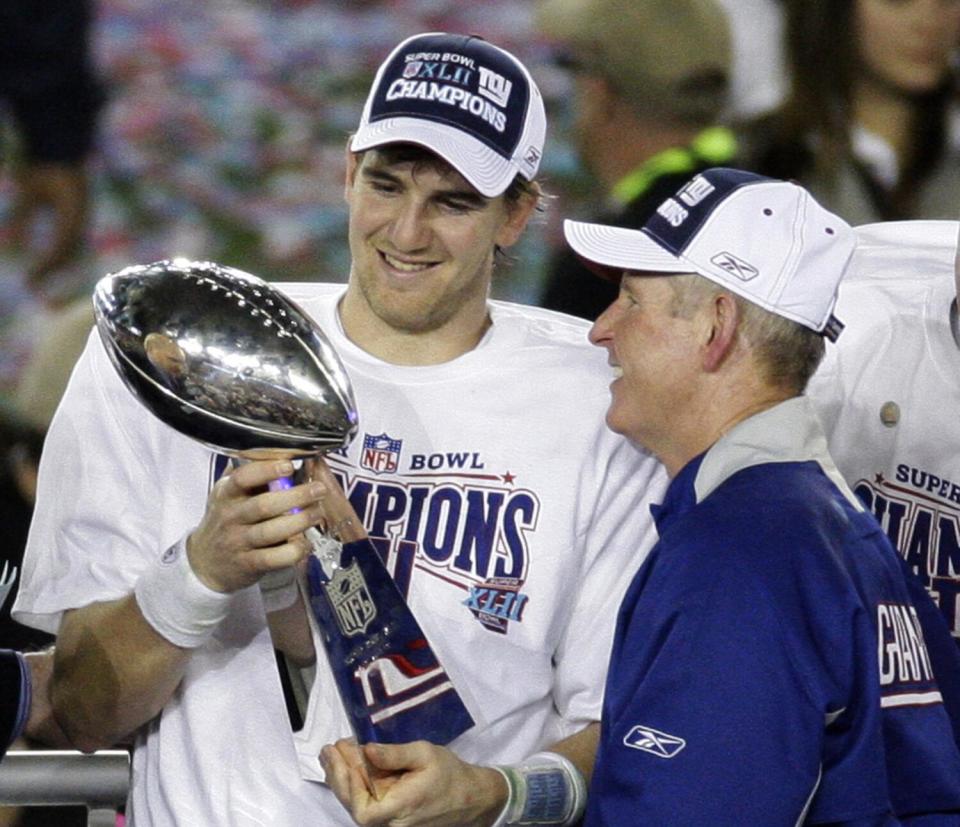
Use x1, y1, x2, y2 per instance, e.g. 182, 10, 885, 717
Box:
351, 118, 518, 198
563, 220, 695, 277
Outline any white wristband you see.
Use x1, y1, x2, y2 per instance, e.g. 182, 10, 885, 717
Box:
491, 751, 587, 826
134, 536, 233, 648
258, 567, 299, 613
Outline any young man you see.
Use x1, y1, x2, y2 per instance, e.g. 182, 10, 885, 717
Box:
12, 33, 664, 824
564, 168, 960, 824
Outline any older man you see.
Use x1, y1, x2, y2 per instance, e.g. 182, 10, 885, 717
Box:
564, 168, 960, 824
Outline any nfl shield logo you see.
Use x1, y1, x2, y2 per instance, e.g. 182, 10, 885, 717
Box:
361, 432, 402, 474
326, 561, 377, 637
403, 61, 422, 79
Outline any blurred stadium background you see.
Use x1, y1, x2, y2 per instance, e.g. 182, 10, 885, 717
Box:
0, 0, 595, 397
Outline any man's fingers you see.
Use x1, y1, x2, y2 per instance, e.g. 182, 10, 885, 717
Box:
224, 460, 295, 493
247, 511, 316, 549
304, 458, 367, 541
364, 740, 430, 772
222, 462, 332, 528
190, 459, 325, 593
323, 742, 380, 812
242, 494, 324, 537
247, 538, 310, 573
321, 745, 357, 809
305, 456, 339, 487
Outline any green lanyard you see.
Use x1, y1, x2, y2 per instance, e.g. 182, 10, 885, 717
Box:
610, 126, 738, 206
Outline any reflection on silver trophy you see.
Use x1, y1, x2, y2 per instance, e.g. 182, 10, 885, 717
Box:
93, 259, 474, 755
93, 258, 358, 456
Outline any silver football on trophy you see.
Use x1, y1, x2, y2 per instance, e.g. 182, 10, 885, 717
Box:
93, 259, 358, 457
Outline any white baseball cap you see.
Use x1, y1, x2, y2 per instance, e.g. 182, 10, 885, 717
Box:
351, 32, 546, 198
564, 168, 856, 340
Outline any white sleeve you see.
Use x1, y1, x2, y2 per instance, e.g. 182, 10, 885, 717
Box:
550, 426, 667, 731
12, 330, 205, 634
805, 342, 844, 439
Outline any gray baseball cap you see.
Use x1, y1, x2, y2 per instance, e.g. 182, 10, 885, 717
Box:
537, 0, 731, 124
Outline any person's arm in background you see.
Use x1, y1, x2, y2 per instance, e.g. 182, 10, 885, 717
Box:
0, 648, 71, 758
20, 649, 70, 748
1, 649, 32, 758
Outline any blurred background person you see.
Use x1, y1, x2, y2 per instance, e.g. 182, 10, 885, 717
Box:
534, 0, 739, 320
0, 299, 93, 827
743, 0, 960, 223
10, 299, 95, 436
714, 0, 787, 122
0, 409, 85, 826
0, 0, 104, 289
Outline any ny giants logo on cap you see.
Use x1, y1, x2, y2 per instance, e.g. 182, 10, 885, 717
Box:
655, 175, 717, 229
376, 41, 520, 140
477, 67, 513, 107
643, 169, 768, 281
644, 169, 769, 257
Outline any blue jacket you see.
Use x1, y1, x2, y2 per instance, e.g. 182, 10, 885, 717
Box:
586, 398, 960, 826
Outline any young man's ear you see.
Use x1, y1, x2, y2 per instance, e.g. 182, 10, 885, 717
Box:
701, 292, 740, 372
344, 143, 360, 202
494, 186, 539, 250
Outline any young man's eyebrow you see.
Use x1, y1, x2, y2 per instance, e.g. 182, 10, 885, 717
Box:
361, 162, 489, 207
360, 166, 402, 185
435, 187, 488, 209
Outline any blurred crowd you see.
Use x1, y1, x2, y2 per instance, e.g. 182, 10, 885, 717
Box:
3, 0, 960, 398
0, 0, 562, 400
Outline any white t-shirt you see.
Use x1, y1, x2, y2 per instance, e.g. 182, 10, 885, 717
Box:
14, 286, 666, 825
807, 220, 960, 645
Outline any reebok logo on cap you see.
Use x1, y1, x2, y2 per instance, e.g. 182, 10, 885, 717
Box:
711, 252, 759, 282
